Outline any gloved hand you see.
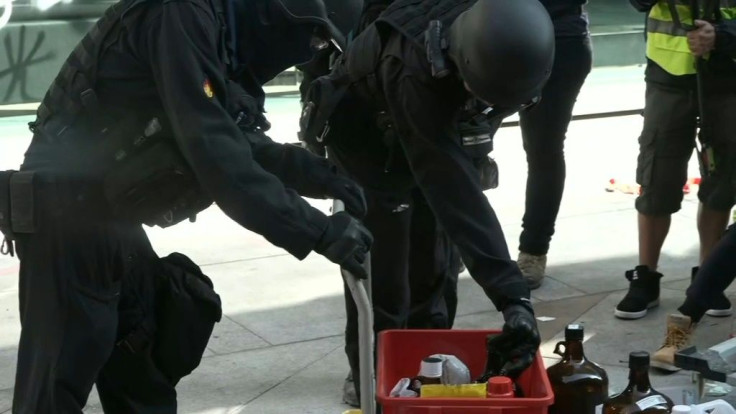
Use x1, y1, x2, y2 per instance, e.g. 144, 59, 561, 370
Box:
483, 300, 540, 379
226, 80, 271, 132
315, 212, 373, 279
326, 174, 367, 219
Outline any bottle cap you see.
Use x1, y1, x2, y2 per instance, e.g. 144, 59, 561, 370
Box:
629, 351, 650, 369
419, 357, 443, 378
671, 406, 692, 414
565, 324, 584, 341
488, 376, 514, 396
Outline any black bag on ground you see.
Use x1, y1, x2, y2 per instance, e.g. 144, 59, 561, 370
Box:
154, 252, 222, 383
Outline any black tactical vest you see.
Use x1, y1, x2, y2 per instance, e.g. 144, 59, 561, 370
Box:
375, 0, 476, 50
31, 0, 225, 229
34, 0, 147, 127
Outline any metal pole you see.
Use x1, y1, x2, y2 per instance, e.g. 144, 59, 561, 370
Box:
333, 199, 375, 414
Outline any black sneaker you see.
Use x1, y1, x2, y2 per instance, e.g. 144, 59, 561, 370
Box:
691, 267, 733, 317
614, 265, 662, 320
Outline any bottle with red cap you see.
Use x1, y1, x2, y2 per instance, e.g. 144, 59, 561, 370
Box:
487, 376, 515, 398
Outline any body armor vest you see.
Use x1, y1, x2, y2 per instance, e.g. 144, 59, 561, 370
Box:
34, 0, 148, 127
31, 0, 224, 228
375, 0, 476, 50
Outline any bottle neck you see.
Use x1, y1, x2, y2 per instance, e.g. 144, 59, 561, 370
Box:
627, 366, 652, 392
565, 339, 586, 361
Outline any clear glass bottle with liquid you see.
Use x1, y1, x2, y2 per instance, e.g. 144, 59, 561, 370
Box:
547, 324, 609, 414
603, 351, 673, 414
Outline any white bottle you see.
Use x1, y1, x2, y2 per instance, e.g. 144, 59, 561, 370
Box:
673, 400, 736, 414
696, 399, 736, 413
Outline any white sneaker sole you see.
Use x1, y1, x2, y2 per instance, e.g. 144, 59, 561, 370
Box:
706, 307, 733, 317
650, 359, 681, 372
614, 299, 659, 320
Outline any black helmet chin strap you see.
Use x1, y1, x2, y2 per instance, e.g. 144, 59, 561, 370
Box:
424, 20, 450, 79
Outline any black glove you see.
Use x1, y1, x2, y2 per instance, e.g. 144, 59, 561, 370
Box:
226, 80, 271, 132
315, 212, 373, 279
483, 300, 540, 379
328, 176, 368, 219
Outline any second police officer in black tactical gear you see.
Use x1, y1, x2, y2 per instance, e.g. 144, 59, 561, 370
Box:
0, 0, 370, 412
299, 0, 556, 405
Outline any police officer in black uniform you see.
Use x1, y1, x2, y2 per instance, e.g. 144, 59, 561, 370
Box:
299, 0, 556, 405
0, 0, 369, 412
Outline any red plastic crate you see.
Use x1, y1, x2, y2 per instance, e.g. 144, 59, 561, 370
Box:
377, 330, 553, 414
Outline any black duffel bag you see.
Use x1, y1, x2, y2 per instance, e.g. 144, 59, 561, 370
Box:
154, 252, 222, 384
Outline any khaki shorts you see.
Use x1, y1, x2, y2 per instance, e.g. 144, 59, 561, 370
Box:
636, 82, 736, 215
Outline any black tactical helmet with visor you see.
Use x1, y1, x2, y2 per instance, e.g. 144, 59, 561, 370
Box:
447, 0, 555, 109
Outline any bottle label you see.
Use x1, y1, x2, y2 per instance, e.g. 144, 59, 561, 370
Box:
636, 395, 668, 410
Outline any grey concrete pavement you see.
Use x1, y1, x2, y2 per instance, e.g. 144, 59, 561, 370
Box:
1, 65, 735, 413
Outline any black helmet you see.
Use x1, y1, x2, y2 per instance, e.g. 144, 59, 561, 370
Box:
447, 0, 555, 107
271, 0, 363, 51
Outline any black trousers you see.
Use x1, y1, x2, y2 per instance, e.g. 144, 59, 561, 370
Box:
12, 200, 175, 413
681, 225, 736, 321
518, 36, 593, 255
340, 186, 456, 393
328, 137, 457, 399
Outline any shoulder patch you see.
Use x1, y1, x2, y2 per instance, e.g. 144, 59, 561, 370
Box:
203, 78, 214, 98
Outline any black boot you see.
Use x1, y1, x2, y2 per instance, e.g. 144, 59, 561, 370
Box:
614, 265, 662, 320
692, 266, 733, 317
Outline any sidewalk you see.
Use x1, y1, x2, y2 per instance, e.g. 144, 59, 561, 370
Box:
2, 68, 734, 413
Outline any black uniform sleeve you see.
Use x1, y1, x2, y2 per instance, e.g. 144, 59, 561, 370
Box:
715, 21, 736, 56
145, 0, 328, 259
244, 131, 342, 199
379, 57, 530, 312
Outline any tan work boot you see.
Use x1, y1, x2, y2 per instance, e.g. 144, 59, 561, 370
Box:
518, 252, 547, 290
651, 314, 696, 372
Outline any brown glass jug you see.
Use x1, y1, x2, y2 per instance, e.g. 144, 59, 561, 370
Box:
603, 351, 673, 414
547, 324, 609, 414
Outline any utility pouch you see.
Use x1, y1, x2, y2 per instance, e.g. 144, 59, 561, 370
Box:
9, 172, 36, 234
476, 156, 499, 191
298, 75, 351, 155
154, 252, 222, 384
103, 118, 213, 228
0, 171, 16, 256
1, 171, 36, 256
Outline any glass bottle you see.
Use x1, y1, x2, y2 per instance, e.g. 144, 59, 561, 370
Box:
547, 324, 609, 414
603, 351, 673, 413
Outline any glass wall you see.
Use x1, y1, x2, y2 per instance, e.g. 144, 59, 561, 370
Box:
587, 0, 648, 67
0, 0, 653, 105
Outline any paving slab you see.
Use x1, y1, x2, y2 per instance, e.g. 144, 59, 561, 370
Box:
0, 291, 19, 351
205, 255, 347, 346
0, 388, 12, 414
539, 290, 733, 367
175, 337, 343, 413
0, 348, 16, 391
238, 344, 350, 414
206, 316, 271, 356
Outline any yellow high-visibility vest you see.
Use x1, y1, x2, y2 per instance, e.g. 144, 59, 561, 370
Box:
647, 0, 736, 75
